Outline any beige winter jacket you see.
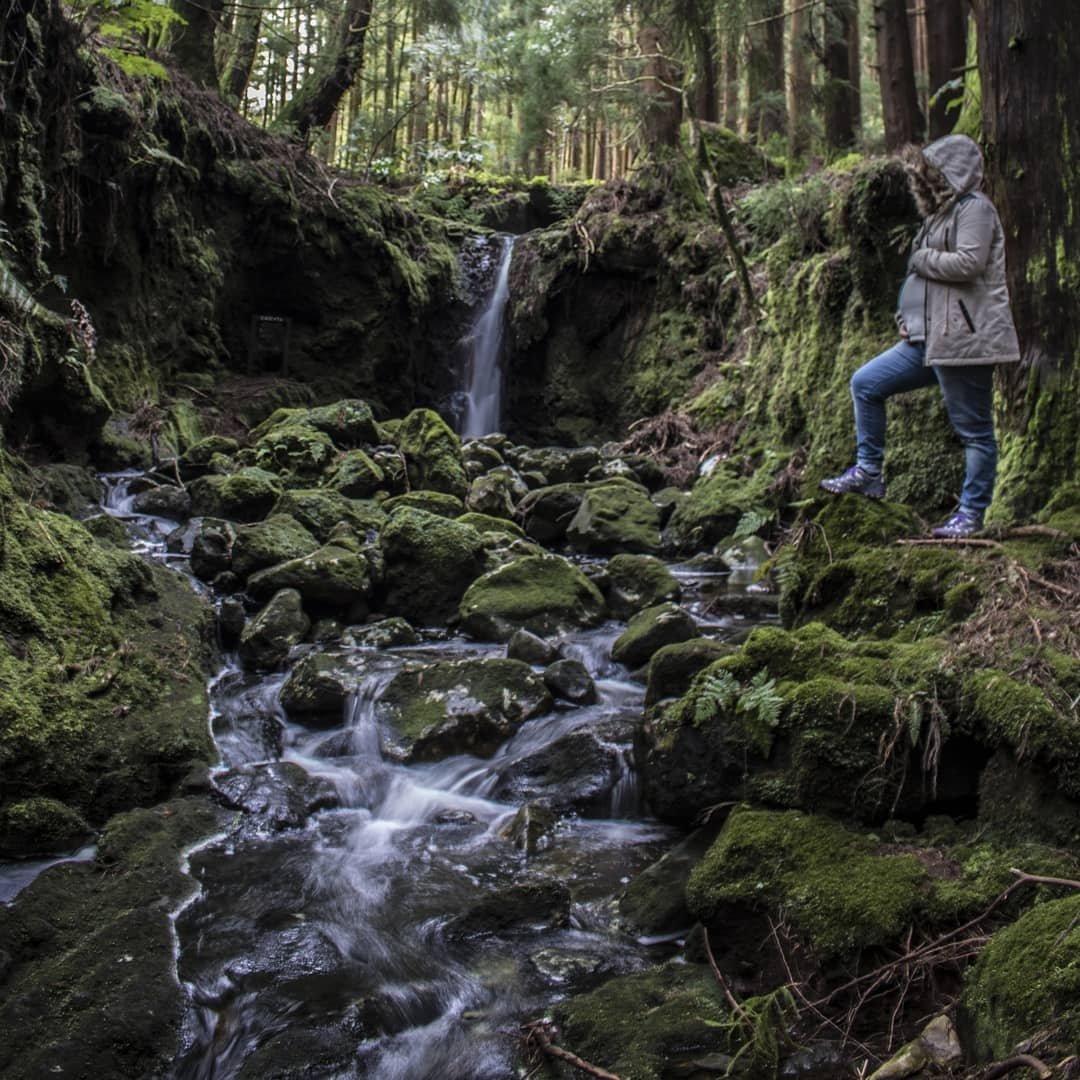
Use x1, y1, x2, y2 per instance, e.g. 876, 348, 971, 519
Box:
906, 135, 1021, 367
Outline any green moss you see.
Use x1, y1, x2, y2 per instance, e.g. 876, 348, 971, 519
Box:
187, 466, 283, 522
271, 488, 387, 542
230, 513, 319, 580
665, 462, 773, 553
251, 423, 337, 480
397, 407, 468, 499
383, 490, 466, 518
0, 797, 91, 858
687, 807, 926, 961
565, 482, 662, 555
959, 894, 1080, 1061
456, 511, 525, 539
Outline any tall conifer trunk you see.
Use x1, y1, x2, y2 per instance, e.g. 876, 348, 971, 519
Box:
926, 0, 967, 138
874, 0, 924, 150
823, 0, 857, 151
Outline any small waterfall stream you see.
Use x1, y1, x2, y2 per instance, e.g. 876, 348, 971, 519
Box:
461, 234, 515, 439
66, 470, 780, 1079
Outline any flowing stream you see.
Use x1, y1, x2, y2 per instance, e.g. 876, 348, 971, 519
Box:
460, 235, 515, 439
82, 471, 778, 1079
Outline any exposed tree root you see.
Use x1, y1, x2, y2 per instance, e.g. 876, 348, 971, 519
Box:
982, 1054, 1053, 1079
521, 1020, 622, 1080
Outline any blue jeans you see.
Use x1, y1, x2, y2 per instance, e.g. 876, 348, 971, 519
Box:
851, 340, 997, 516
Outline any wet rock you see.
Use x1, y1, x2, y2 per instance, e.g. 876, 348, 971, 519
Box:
465, 471, 517, 519
457, 511, 525, 539
212, 570, 241, 595
519, 482, 588, 544
248, 399, 379, 448
567, 483, 662, 555
0, 797, 93, 859
612, 603, 698, 669
369, 448, 407, 493
131, 484, 191, 521
720, 535, 771, 571
178, 435, 240, 478
251, 423, 337, 480
379, 506, 486, 624
517, 446, 600, 485
213, 762, 339, 830
605, 553, 681, 619
489, 729, 618, 813
651, 486, 688, 526
279, 649, 380, 720
461, 442, 504, 473
500, 802, 557, 854
378, 657, 553, 760
617, 824, 722, 937
434, 808, 479, 826
543, 658, 597, 705
309, 617, 345, 643
342, 617, 419, 649
230, 513, 319, 580
528, 947, 608, 988
188, 467, 283, 523
664, 462, 771, 553
326, 449, 385, 498
217, 597, 247, 642
247, 544, 373, 610
271, 488, 387, 542
445, 876, 571, 938
506, 628, 559, 666
189, 520, 236, 581
867, 1015, 960, 1080
645, 638, 735, 706
383, 490, 465, 518
238, 588, 310, 670
459, 554, 607, 642
397, 407, 468, 498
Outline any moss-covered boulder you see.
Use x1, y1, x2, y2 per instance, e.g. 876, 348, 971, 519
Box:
130, 483, 192, 521
515, 445, 600, 484
0, 798, 226, 1080
543, 658, 597, 705
377, 657, 553, 760
605, 553, 681, 619
459, 554, 607, 642
342, 617, 419, 649
248, 399, 379, 448
179, 435, 240, 478
278, 650, 375, 720
687, 807, 926, 961
327, 449, 385, 498
457, 511, 525, 539
551, 961, 729, 1080
383, 490, 465, 518
238, 588, 310, 670
397, 407, 468, 498
566, 483, 662, 555
251, 423, 337, 480
958, 894, 1080, 1062
378, 506, 486, 624
246, 543, 373, 610
446, 875, 571, 938
230, 513, 319, 580
188, 467, 283, 523
271, 488, 387, 542
645, 637, 735, 706
519, 482, 589, 544
611, 603, 698, 669
664, 462, 772, 553
465, 471, 517, 519
0, 797, 93, 859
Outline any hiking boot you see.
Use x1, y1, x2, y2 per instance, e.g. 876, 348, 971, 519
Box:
931, 509, 982, 539
819, 465, 886, 499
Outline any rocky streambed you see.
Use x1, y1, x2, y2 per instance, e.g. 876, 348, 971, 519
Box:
3, 395, 1080, 1079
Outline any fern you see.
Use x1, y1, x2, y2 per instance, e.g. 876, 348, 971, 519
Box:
694, 670, 739, 725
732, 508, 770, 542
739, 670, 782, 729
701, 984, 799, 1075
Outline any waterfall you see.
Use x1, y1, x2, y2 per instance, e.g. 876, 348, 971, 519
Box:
461, 234, 514, 438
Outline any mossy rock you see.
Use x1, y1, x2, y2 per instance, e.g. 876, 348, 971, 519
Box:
604, 553, 681, 619
551, 961, 729, 1080
251, 423, 337, 480
22, 463, 102, 517
188, 467, 283, 523
0, 798, 226, 1080
378, 506, 486, 624
248, 399, 379, 448
518, 482, 589, 544
327, 449, 385, 498
457, 511, 525, 539
567, 483, 662, 555
237, 588, 310, 670
271, 488, 387, 542
247, 543, 373, 610
377, 657, 553, 760
0, 797, 93, 858
397, 407, 468, 498
342, 617, 419, 649
279, 649, 379, 719
664, 463, 772, 553
230, 513, 319, 580
687, 807, 926, 962
459, 554, 607, 642
179, 435, 240, 477
516, 445, 600, 484
383, 490, 465, 518
958, 894, 1080, 1062
612, 602, 698, 669
645, 637, 735, 706
699, 123, 771, 186
465, 472, 517, 519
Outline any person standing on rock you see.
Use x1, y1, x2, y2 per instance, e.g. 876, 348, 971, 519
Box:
820, 134, 1020, 538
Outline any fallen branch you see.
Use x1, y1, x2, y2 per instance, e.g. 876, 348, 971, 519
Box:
1010, 868, 1080, 891
895, 537, 1002, 549
982, 1054, 1053, 1079
703, 928, 751, 1026
522, 1021, 622, 1080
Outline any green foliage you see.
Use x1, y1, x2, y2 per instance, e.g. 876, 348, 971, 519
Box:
694, 668, 783, 754
701, 985, 799, 1076
74, 0, 185, 78
736, 175, 834, 255
732, 507, 772, 541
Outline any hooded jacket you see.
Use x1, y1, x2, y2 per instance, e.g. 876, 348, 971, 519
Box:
897, 134, 1020, 366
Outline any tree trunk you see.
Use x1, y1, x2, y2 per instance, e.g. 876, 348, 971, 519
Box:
823, 0, 857, 151
637, 21, 683, 156
722, 29, 739, 129
275, 0, 375, 141
168, 0, 225, 88
926, 0, 967, 138
971, 0, 1080, 512
693, 21, 720, 124
848, 0, 862, 138
874, 0, 924, 150
746, 0, 786, 142
219, 1, 264, 106
788, 1, 813, 158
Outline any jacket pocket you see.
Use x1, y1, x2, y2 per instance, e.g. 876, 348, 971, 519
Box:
957, 298, 976, 333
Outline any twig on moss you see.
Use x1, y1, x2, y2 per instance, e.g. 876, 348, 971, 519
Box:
895, 537, 1002, 549
521, 1020, 622, 1080
982, 1054, 1053, 1079
1009, 868, 1080, 891
703, 928, 751, 1026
